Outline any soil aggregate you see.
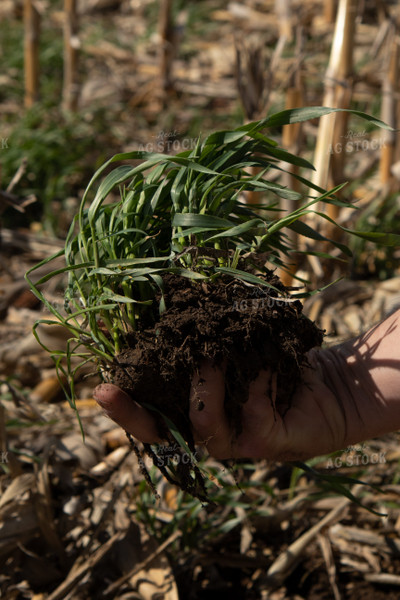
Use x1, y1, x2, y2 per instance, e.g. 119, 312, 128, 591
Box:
109, 268, 323, 498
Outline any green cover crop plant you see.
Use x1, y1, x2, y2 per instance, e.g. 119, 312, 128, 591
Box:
26, 107, 397, 500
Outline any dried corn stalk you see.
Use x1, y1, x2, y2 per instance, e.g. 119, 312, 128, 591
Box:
312, 0, 358, 209
324, 0, 338, 24
278, 28, 305, 285
275, 0, 294, 41
63, 0, 80, 111
379, 23, 399, 185
24, 0, 40, 108
159, 0, 174, 92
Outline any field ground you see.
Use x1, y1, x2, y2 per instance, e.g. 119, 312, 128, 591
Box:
1, 0, 400, 598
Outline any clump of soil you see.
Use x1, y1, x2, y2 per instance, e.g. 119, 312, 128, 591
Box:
109, 268, 323, 500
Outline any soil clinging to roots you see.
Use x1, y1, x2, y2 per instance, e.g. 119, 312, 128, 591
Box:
109, 270, 323, 499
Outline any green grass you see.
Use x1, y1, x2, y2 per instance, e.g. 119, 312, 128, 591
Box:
1, 104, 109, 233
23, 105, 400, 503
349, 191, 400, 280
25, 107, 398, 406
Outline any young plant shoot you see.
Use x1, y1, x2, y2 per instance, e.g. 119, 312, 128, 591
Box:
27, 107, 395, 500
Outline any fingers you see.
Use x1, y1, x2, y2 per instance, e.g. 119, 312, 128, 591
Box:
94, 363, 232, 457
93, 383, 162, 444
189, 364, 277, 460
94, 366, 278, 461
235, 369, 281, 459
241, 369, 272, 433
189, 360, 232, 458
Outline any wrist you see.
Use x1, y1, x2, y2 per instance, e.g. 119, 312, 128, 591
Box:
315, 308, 400, 447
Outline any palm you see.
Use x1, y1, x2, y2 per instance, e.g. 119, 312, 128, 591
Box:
94, 309, 400, 463
189, 356, 347, 462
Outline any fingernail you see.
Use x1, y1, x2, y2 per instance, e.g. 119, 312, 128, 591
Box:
93, 384, 111, 411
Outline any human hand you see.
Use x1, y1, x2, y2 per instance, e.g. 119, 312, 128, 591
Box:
94, 308, 400, 462
93, 352, 348, 462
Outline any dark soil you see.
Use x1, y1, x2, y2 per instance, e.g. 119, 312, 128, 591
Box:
109, 269, 323, 498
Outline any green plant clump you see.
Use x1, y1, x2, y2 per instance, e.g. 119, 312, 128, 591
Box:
26, 106, 398, 498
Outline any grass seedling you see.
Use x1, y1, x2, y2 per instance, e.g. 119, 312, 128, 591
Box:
26, 106, 399, 498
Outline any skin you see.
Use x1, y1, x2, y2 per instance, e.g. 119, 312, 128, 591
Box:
93, 308, 400, 461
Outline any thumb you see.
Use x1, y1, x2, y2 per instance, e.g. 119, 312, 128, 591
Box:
93, 383, 162, 444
